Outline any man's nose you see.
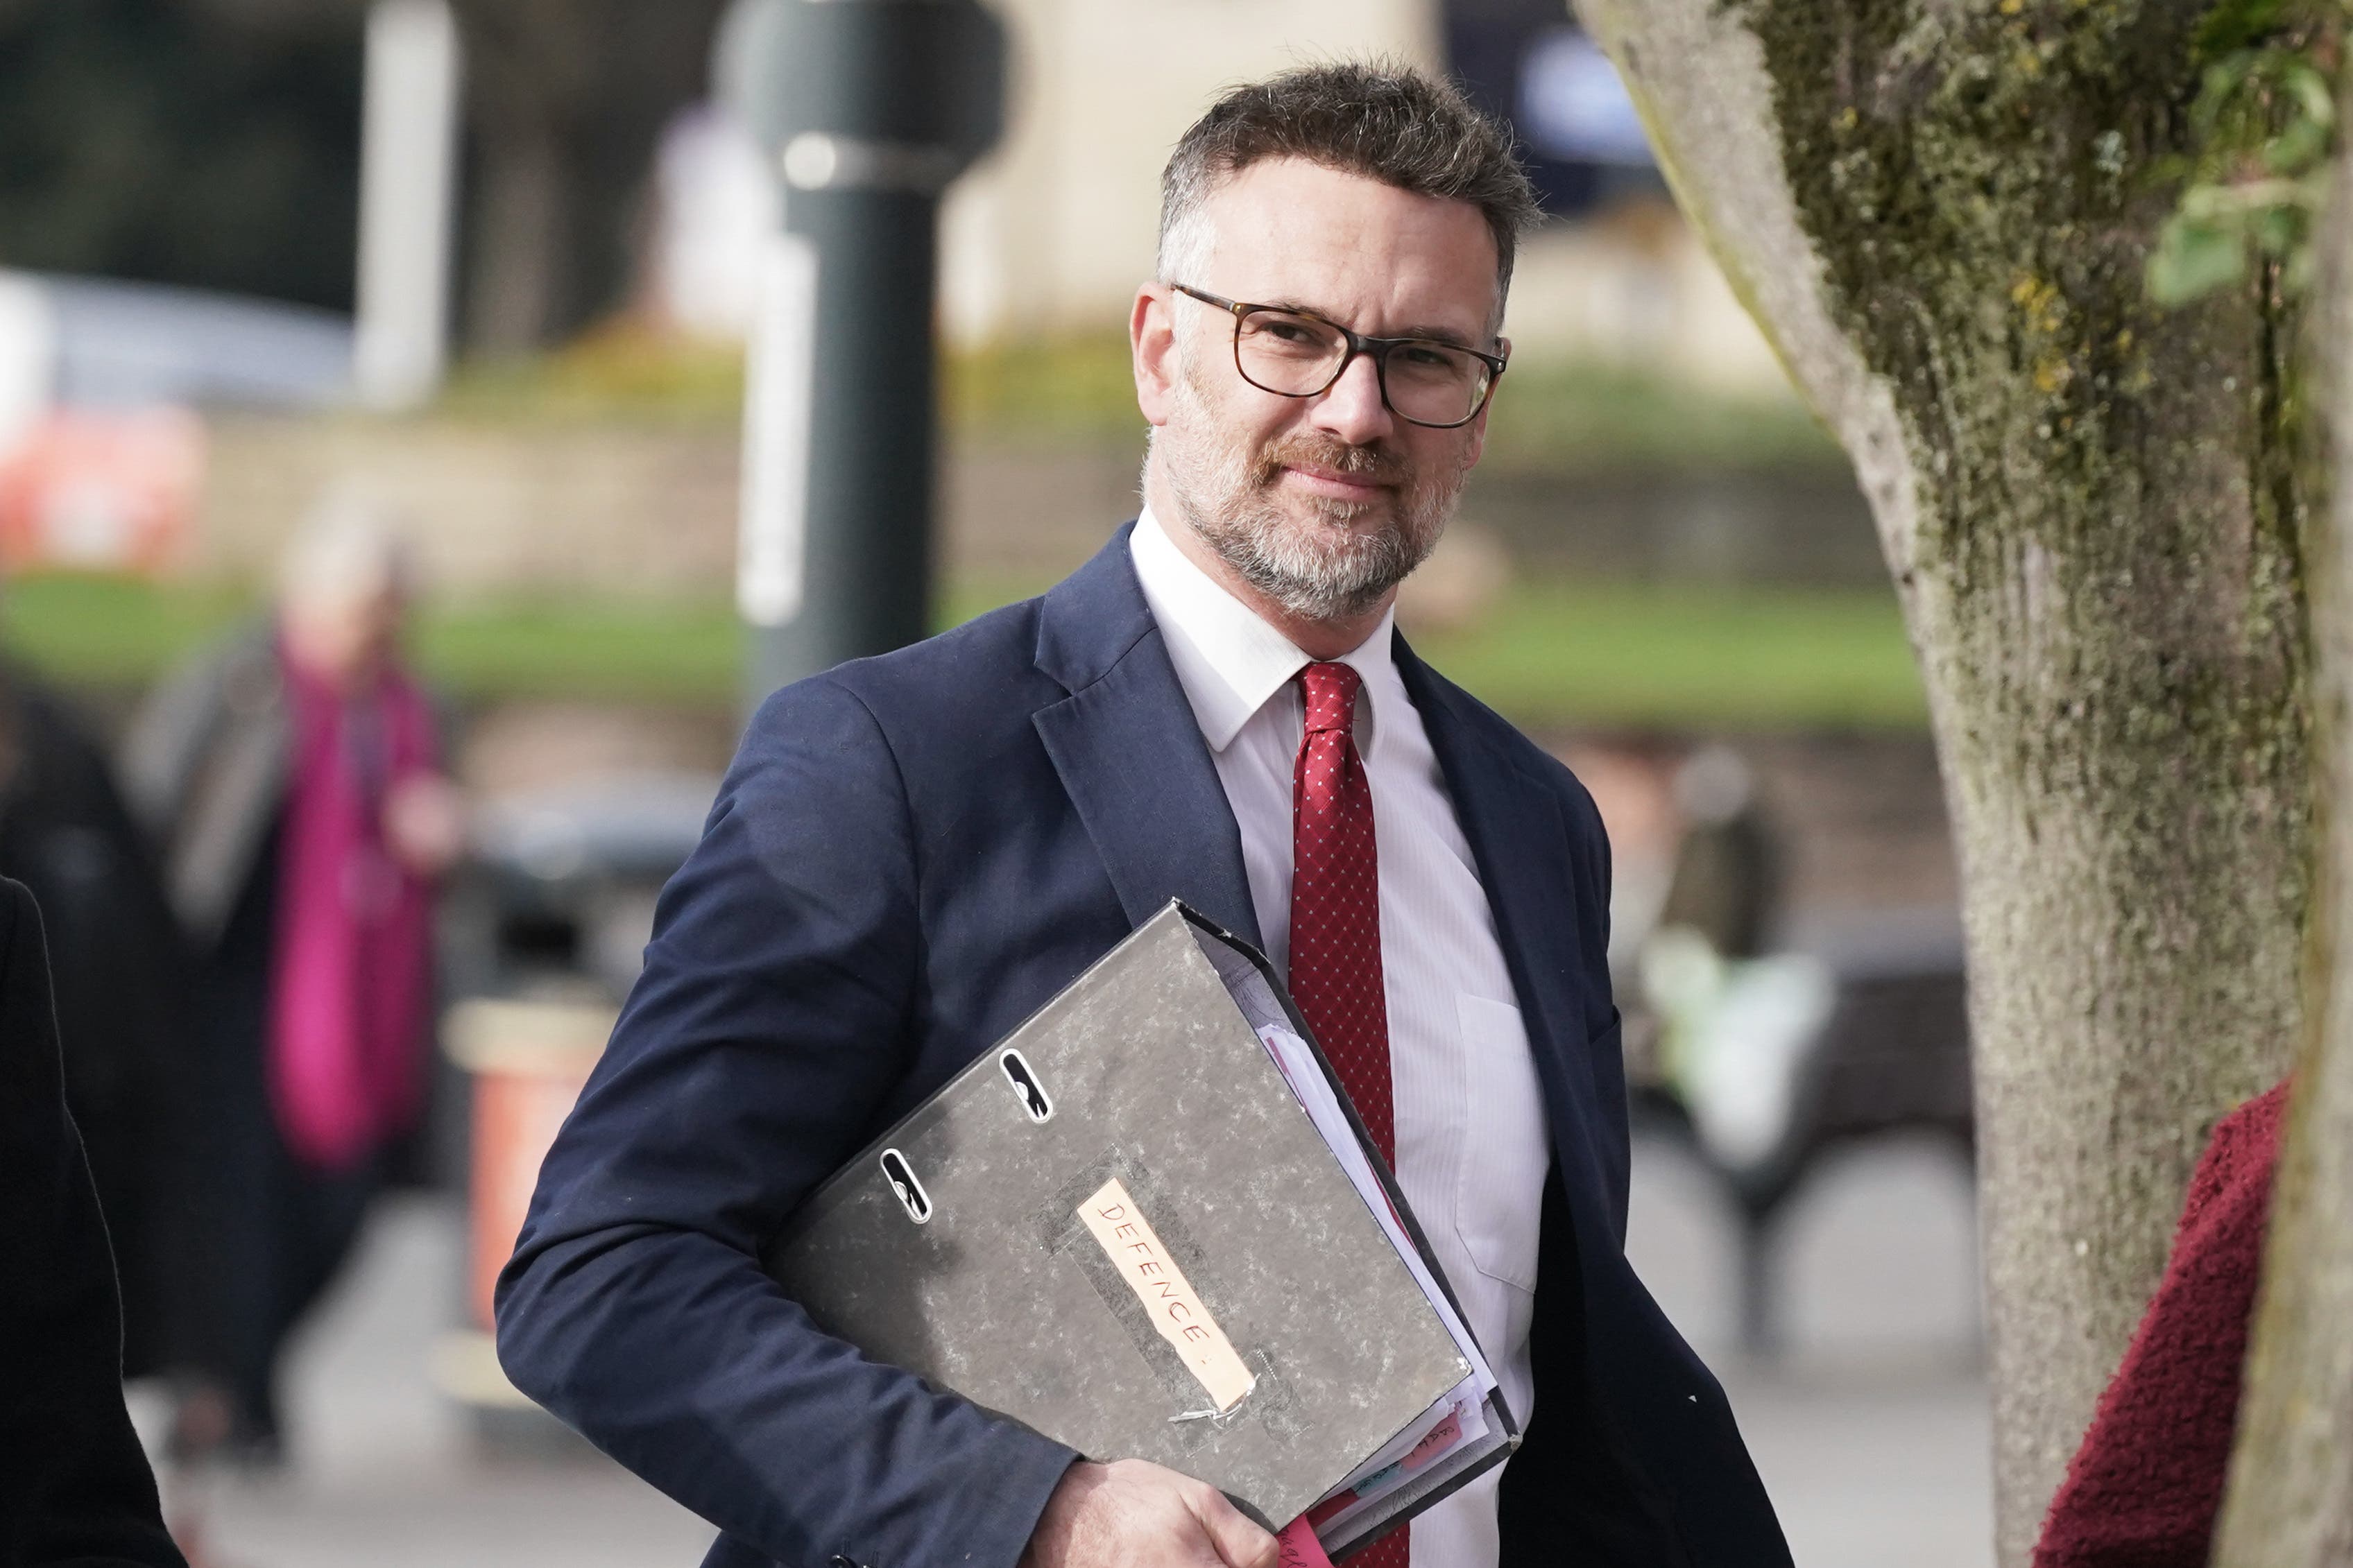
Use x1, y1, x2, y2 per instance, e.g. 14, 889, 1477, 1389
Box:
1309, 351, 1395, 446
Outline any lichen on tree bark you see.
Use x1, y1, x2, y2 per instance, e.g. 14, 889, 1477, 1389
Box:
1570, 3, 2314, 1562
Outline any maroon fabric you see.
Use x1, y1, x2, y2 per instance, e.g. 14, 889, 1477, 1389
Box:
2032, 1080, 2291, 1568
1287, 661, 1403, 1568
1287, 662, 1394, 1164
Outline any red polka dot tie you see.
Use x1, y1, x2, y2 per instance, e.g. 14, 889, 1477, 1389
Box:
1288, 662, 1410, 1568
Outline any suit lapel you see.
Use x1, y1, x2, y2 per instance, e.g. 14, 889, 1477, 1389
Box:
1395, 639, 1613, 1194
1029, 538, 1593, 1098
1032, 528, 1262, 949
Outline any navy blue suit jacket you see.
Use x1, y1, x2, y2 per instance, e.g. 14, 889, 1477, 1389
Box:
497, 528, 1791, 1568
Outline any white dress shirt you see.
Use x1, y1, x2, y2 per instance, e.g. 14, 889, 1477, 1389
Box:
1129, 508, 1552, 1568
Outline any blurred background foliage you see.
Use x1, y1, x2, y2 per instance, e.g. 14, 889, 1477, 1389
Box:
440, 326, 1843, 474
0, 0, 365, 309
2145, 0, 2345, 304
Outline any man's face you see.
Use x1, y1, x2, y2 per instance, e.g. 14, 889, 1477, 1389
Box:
1135, 157, 1503, 625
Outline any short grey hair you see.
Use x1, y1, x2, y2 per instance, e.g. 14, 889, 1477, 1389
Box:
1156, 61, 1541, 331
280, 483, 415, 608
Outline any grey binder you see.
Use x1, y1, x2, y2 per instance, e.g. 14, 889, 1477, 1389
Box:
764, 901, 1518, 1558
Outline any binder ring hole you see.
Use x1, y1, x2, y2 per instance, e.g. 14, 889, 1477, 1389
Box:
878, 1148, 931, 1224
1000, 1049, 1053, 1123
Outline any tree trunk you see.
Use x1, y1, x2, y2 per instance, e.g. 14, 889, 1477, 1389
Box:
2211, 62, 2353, 1567
1565, 4, 2314, 1562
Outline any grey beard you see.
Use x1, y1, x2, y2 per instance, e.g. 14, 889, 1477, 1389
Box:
1183, 489, 1436, 623
1156, 386, 1459, 623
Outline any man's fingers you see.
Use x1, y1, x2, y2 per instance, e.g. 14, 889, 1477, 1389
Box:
1186, 1484, 1280, 1568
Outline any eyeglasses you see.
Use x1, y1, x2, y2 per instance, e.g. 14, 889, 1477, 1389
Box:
1168, 283, 1506, 430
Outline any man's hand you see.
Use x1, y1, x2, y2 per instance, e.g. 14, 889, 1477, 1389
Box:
1021, 1459, 1280, 1568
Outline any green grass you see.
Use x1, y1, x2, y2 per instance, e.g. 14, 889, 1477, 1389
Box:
0, 576, 750, 705
411, 598, 747, 702
1, 571, 1922, 729
1405, 580, 1923, 729
1, 576, 253, 686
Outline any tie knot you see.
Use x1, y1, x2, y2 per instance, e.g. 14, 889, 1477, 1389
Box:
1299, 661, 1361, 736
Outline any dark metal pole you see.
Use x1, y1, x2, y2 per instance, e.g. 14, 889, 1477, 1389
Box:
718, 0, 1005, 707
764, 182, 941, 692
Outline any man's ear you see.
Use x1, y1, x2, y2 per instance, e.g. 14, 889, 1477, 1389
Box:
1132, 284, 1180, 427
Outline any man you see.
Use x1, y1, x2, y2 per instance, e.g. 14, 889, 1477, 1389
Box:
499, 63, 1790, 1568
1, 878, 189, 1568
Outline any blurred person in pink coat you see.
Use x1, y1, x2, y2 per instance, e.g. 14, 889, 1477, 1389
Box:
123, 494, 465, 1462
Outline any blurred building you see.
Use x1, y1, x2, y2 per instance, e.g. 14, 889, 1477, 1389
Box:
0, 0, 1789, 400
642, 2, 1789, 394
923, 1, 1787, 391
0, 0, 1812, 606
933, 0, 1428, 346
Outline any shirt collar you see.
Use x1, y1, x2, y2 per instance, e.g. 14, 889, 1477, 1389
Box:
1129, 504, 1398, 755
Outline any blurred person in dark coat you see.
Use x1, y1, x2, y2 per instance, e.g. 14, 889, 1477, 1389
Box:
1, 875, 188, 1568
123, 494, 464, 1461
0, 648, 198, 1385
1654, 744, 1780, 963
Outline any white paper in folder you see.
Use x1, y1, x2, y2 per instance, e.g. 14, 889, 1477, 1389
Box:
1195, 949, 1505, 1525
1251, 1024, 1498, 1518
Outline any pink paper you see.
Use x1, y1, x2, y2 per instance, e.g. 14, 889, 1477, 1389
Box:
1278, 1517, 1335, 1568
1403, 1407, 1463, 1469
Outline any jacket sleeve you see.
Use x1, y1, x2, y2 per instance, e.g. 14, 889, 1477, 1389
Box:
0, 879, 187, 1568
495, 677, 1077, 1568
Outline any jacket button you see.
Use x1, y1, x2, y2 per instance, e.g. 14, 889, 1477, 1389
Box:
828, 1557, 862, 1568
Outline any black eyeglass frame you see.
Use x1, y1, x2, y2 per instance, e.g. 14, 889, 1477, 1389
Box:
1167, 282, 1508, 431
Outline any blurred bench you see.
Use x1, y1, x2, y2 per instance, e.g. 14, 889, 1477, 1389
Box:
1629, 908, 1973, 1354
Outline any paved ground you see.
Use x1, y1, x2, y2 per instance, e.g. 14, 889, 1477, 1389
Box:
1628, 1131, 1993, 1568
164, 1130, 1992, 1568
